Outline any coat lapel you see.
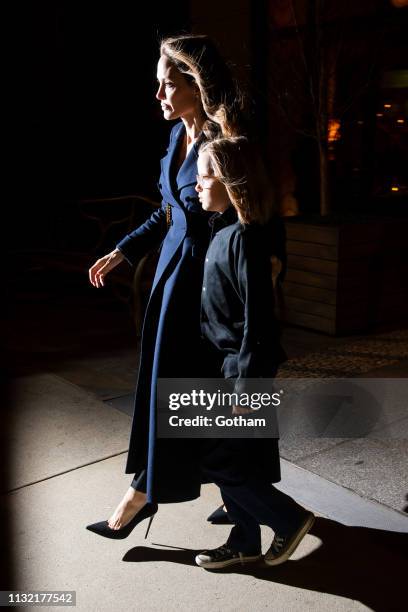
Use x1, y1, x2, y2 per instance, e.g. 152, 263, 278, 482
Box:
160, 122, 185, 199
160, 123, 205, 206
176, 143, 198, 189
176, 131, 206, 190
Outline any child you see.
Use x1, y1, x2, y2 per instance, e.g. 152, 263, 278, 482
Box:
195, 136, 314, 569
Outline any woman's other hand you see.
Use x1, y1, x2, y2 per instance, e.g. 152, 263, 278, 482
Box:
89, 249, 125, 288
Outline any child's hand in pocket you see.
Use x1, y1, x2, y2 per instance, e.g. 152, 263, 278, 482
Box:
232, 405, 254, 415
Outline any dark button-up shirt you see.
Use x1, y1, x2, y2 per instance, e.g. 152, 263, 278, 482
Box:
201, 207, 287, 385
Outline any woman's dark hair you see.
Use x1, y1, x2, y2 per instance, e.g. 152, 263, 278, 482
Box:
160, 34, 247, 139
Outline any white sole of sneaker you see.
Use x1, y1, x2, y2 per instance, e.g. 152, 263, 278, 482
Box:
195, 554, 262, 569
264, 512, 315, 566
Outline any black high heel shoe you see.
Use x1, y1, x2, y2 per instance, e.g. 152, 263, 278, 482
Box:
86, 502, 158, 540
207, 505, 268, 526
207, 504, 234, 525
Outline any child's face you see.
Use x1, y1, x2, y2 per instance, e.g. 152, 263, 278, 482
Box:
196, 151, 231, 213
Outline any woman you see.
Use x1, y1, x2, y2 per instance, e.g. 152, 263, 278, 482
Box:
86, 34, 245, 539
195, 137, 314, 568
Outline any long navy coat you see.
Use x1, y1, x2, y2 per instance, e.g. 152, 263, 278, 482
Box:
116, 121, 216, 503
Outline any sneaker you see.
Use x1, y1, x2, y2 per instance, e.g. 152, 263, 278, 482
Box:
195, 544, 261, 569
264, 511, 315, 566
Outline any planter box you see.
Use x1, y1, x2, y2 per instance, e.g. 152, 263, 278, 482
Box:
282, 216, 408, 335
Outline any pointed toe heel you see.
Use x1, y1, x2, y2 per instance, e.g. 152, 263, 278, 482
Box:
86, 502, 158, 540
207, 504, 234, 525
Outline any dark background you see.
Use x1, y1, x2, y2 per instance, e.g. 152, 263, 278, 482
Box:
10, 1, 407, 256
12, 2, 191, 252
4, 0, 407, 365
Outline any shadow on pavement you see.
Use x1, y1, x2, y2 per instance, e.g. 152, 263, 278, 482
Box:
123, 517, 407, 612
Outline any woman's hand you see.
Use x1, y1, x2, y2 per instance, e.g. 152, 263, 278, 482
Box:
89, 249, 125, 288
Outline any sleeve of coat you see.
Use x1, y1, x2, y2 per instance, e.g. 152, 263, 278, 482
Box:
232, 229, 282, 391
115, 206, 167, 266
114, 123, 183, 266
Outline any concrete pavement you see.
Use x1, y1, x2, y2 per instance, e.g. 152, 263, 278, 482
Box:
3, 275, 407, 610
2, 370, 407, 611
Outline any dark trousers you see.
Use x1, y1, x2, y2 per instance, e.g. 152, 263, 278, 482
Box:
219, 481, 306, 554
131, 444, 306, 554
130, 470, 146, 493
201, 439, 306, 554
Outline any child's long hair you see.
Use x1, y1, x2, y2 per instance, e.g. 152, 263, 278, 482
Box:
199, 136, 276, 224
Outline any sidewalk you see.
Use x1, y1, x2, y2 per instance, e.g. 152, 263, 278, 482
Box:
3, 272, 407, 610
3, 372, 407, 612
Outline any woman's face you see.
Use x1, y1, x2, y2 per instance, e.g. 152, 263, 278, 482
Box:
196, 151, 230, 213
156, 55, 200, 121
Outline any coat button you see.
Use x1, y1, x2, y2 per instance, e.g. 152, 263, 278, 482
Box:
205, 258, 209, 262
202, 287, 206, 292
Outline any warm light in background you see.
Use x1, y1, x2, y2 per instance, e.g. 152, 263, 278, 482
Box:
390, 0, 408, 7
384, 104, 392, 108
391, 186, 400, 191
397, 119, 405, 124
328, 118, 341, 143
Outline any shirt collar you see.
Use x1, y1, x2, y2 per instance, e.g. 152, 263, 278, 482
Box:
208, 206, 238, 231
